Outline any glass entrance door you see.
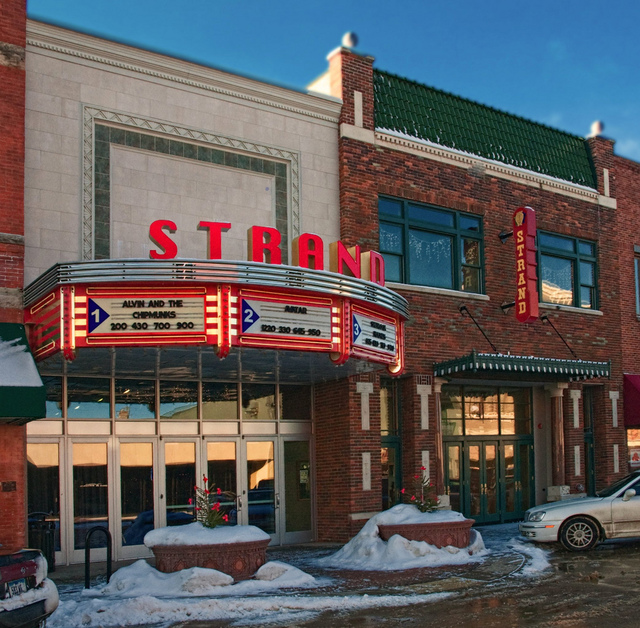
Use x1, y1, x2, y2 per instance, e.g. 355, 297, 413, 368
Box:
445, 439, 533, 523
212, 437, 312, 545
162, 441, 197, 529
282, 440, 312, 544
118, 441, 156, 558
466, 441, 500, 523
240, 440, 277, 536
69, 441, 111, 563
501, 441, 534, 521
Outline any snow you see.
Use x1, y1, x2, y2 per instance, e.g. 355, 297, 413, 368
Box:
46, 519, 553, 627
508, 538, 552, 576
84, 559, 318, 600
0, 334, 43, 387
48, 559, 450, 628
49, 590, 453, 628
0, 578, 58, 613
144, 522, 270, 547
376, 127, 599, 193
317, 505, 487, 570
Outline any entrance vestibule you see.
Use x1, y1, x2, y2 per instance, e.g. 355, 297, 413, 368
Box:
441, 385, 535, 524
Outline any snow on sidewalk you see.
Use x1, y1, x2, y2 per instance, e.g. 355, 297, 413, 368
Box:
48, 558, 454, 628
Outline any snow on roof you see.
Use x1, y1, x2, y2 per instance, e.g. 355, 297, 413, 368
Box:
0, 334, 43, 388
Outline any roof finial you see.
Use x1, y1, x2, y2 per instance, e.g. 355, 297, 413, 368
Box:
588, 120, 604, 138
341, 32, 359, 49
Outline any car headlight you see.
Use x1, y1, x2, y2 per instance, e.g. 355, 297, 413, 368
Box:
527, 511, 546, 522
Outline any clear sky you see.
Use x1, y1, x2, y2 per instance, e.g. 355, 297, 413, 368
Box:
27, 0, 640, 162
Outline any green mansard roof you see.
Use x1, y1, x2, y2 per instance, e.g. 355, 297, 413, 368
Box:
374, 70, 596, 188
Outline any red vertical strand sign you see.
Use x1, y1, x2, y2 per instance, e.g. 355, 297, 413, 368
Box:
513, 206, 539, 323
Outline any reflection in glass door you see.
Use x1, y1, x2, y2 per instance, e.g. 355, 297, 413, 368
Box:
164, 442, 196, 527
207, 441, 237, 523
445, 443, 461, 513
445, 439, 533, 523
465, 442, 499, 523
501, 442, 534, 521
27, 443, 62, 557
120, 442, 155, 554
71, 442, 109, 558
245, 441, 276, 534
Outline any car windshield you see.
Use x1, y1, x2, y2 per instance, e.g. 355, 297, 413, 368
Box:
597, 472, 640, 497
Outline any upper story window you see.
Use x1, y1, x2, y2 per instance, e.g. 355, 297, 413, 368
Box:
538, 232, 597, 309
378, 197, 483, 292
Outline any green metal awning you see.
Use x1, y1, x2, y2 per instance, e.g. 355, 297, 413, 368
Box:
0, 323, 45, 423
434, 350, 610, 381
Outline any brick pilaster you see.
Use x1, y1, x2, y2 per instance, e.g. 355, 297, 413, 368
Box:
0, 0, 28, 554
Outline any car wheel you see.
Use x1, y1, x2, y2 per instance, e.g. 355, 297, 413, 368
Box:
560, 516, 599, 551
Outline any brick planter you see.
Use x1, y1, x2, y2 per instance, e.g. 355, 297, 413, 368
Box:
377, 519, 475, 549
151, 538, 271, 580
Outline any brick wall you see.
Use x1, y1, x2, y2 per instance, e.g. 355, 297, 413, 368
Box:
330, 46, 629, 500
615, 155, 640, 376
0, 426, 27, 552
315, 374, 382, 542
0, 0, 28, 553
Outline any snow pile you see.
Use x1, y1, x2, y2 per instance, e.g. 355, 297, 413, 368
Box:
508, 538, 551, 576
84, 559, 317, 600
93, 560, 232, 597
143, 522, 269, 547
254, 560, 316, 586
317, 504, 487, 570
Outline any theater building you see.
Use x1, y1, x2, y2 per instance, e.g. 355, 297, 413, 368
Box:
2, 1, 640, 566
2, 14, 411, 564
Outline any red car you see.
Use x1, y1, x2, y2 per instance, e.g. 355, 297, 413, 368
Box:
0, 549, 58, 628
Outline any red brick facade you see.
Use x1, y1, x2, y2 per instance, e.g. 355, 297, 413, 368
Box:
320, 47, 636, 534
0, 0, 27, 553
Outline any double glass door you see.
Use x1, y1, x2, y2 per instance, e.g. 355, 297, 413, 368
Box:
153, 438, 312, 550
32, 435, 312, 565
445, 439, 533, 524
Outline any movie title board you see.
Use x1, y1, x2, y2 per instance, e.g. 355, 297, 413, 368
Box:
87, 297, 205, 334
240, 298, 332, 341
352, 313, 396, 356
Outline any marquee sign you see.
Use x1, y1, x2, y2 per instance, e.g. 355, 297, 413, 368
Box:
237, 289, 336, 352
87, 297, 205, 334
24, 259, 408, 374
513, 206, 539, 323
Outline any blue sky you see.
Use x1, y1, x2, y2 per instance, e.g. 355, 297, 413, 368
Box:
27, 0, 640, 161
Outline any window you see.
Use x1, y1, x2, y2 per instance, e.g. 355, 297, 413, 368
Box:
379, 197, 483, 292
441, 386, 531, 436
538, 232, 596, 309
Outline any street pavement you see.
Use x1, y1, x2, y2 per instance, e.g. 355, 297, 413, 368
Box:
52, 524, 640, 627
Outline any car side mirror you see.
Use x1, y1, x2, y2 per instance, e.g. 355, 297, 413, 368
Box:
622, 488, 637, 502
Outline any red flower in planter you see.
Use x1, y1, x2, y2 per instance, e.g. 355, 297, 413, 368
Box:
193, 477, 236, 528
400, 468, 439, 513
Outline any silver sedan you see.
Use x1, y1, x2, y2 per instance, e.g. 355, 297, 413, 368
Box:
519, 471, 640, 551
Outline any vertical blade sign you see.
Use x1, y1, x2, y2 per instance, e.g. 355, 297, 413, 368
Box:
513, 206, 539, 323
